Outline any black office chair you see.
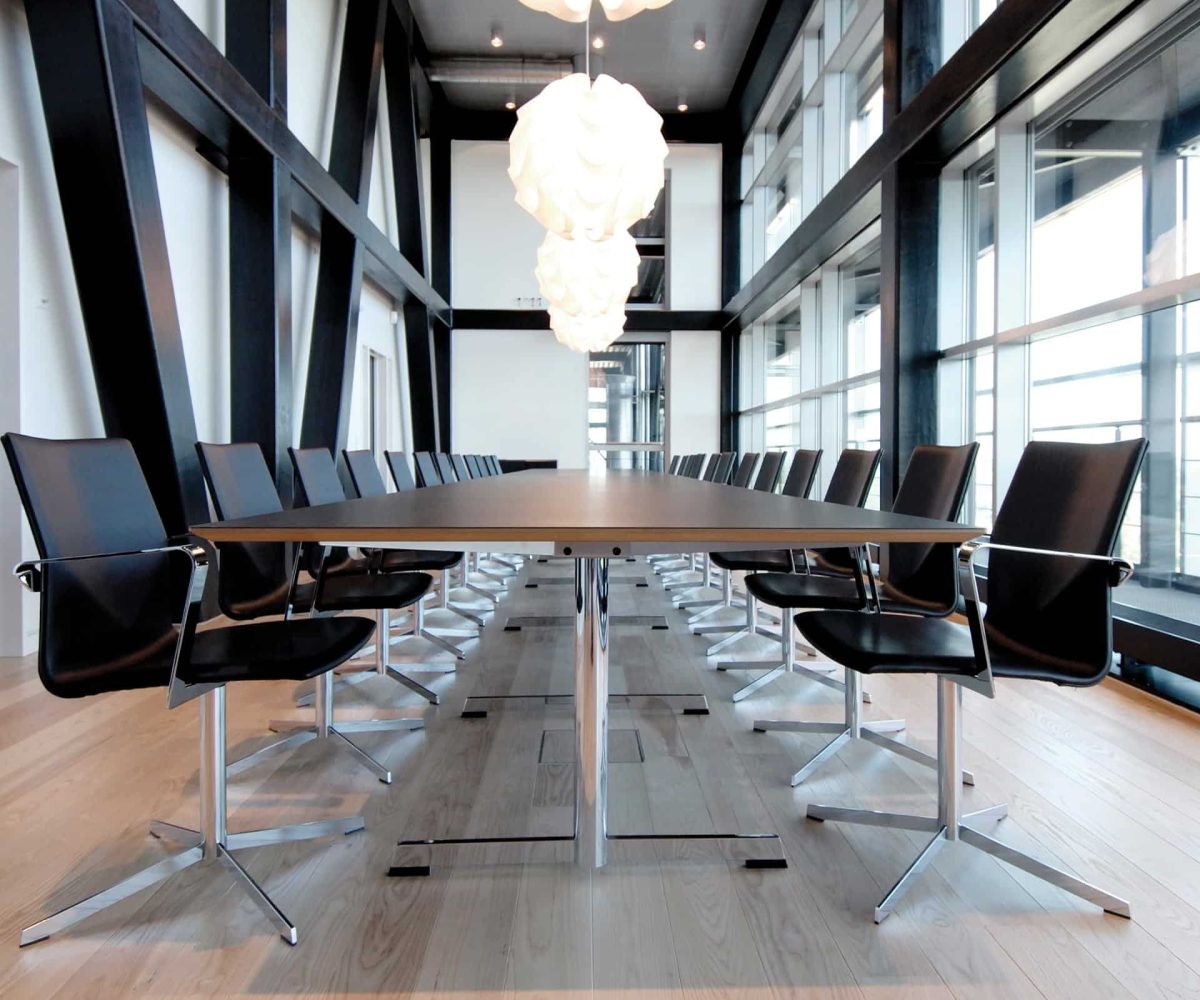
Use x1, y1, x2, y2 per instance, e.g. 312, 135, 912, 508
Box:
752, 451, 787, 493
780, 448, 821, 500
730, 452, 761, 488
698, 448, 880, 649
679, 454, 702, 478
741, 444, 976, 728
290, 446, 467, 697
450, 454, 471, 481
199, 442, 439, 746
392, 450, 503, 607
465, 454, 484, 478
668, 455, 681, 475
434, 452, 457, 484
679, 448, 824, 621
414, 451, 441, 487
799, 439, 1147, 923
344, 449, 486, 638
5, 434, 375, 947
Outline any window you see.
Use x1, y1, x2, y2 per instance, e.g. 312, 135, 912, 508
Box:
738, 1, 885, 290
587, 342, 666, 472
940, 8, 1200, 632
845, 38, 884, 167
737, 225, 882, 504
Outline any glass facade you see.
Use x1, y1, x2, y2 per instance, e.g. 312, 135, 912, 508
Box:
738, 1, 885, 289
737, 230, 883, 507
939, 7, 1200, 623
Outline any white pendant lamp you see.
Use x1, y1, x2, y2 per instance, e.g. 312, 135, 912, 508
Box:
548, 305, 630, 352
536, 230, 639, 352
535, 230, 640, 318
517, 0, 674, 23
508, 73, 667, 241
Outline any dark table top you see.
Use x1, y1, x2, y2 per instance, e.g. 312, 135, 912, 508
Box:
191, 469, 980, 556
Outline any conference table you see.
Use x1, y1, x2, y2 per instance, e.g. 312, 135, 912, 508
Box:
192, 469, 979, 873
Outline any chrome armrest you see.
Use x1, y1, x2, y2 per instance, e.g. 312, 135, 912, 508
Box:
959, 536, 1133, 587
13, 544, 214, 710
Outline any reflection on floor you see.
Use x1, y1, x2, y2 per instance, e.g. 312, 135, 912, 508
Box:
0, 557, 1198, 999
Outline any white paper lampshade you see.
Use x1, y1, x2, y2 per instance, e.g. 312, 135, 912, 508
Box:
508, 73, 667, 241
517, 0, 674, 22
535, 229, 640, 317
547, 305, 629, 352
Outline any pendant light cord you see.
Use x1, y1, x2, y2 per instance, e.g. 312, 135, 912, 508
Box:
585, 16, 591, 79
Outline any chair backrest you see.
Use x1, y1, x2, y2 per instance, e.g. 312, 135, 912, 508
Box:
386, 451, 417, 491
782, 449, 822, 498
753, 451, 786, 492
197, 441, 293, 620
731, 452, 760, 488
668, 455, 681, 475
701, 454, 720, 482
451, 454, 471, 481
487, 456, 502, 475
4, 434, 177, 697
823, 448, 881, 506
880, 444, 978, 614
465, 455, 483, 478
343, 449, 388, 498
710, 452, 735, 484
984, 439, 1147, 683
289, 447, 347, 506
414, 452, 441, 487
435, 453, 457, 483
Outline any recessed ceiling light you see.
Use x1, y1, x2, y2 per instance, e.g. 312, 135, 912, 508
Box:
592, 34, 605, 50
505, 99, 518, 110
693, 26, 706, 51
677, 102, 688, 112
490, 25, 504, 47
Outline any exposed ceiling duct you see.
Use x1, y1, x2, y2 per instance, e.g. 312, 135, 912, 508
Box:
427, 57, 575, 86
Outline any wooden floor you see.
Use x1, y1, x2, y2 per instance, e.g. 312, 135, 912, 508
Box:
1, 558, 1199, 999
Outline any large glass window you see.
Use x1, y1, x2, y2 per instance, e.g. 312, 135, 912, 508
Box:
588, 343, 665, 472
940, 8, 1200, 632
738, 1, 885, 289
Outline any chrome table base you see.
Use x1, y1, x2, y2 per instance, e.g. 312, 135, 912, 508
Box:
390, 557, 785, 876
20, 688, 364, 947
806, 677, 1130, 923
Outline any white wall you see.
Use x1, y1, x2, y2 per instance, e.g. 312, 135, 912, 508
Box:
451, 140, 547, 310
452, 329, 589, 468
668, 330, 721, 457
666, 145, 722, 310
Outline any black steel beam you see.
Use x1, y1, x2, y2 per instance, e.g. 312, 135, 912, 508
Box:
118, 0, 448, 321
452, 310, 727, 333
23, 0, 207, 537
226, 0, 292, 500
404, 301, 440, 451
727, 0, 816, 138
446, 107, 725, 144
430, 98, 453, 447
300, 0, 388, 453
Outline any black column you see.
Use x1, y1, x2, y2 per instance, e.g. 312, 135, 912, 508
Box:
879, 0, 942, 501
300, 0, 388, 452
387, 12, 445, 450
226, 0, 293, 500
23, 0, 207, 536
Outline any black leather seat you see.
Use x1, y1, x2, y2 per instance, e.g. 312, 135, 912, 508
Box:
4, 433, 374, 947
799, 439, 1148, 924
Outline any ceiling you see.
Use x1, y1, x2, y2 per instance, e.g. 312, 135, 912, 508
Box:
408, 0, 771, 114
